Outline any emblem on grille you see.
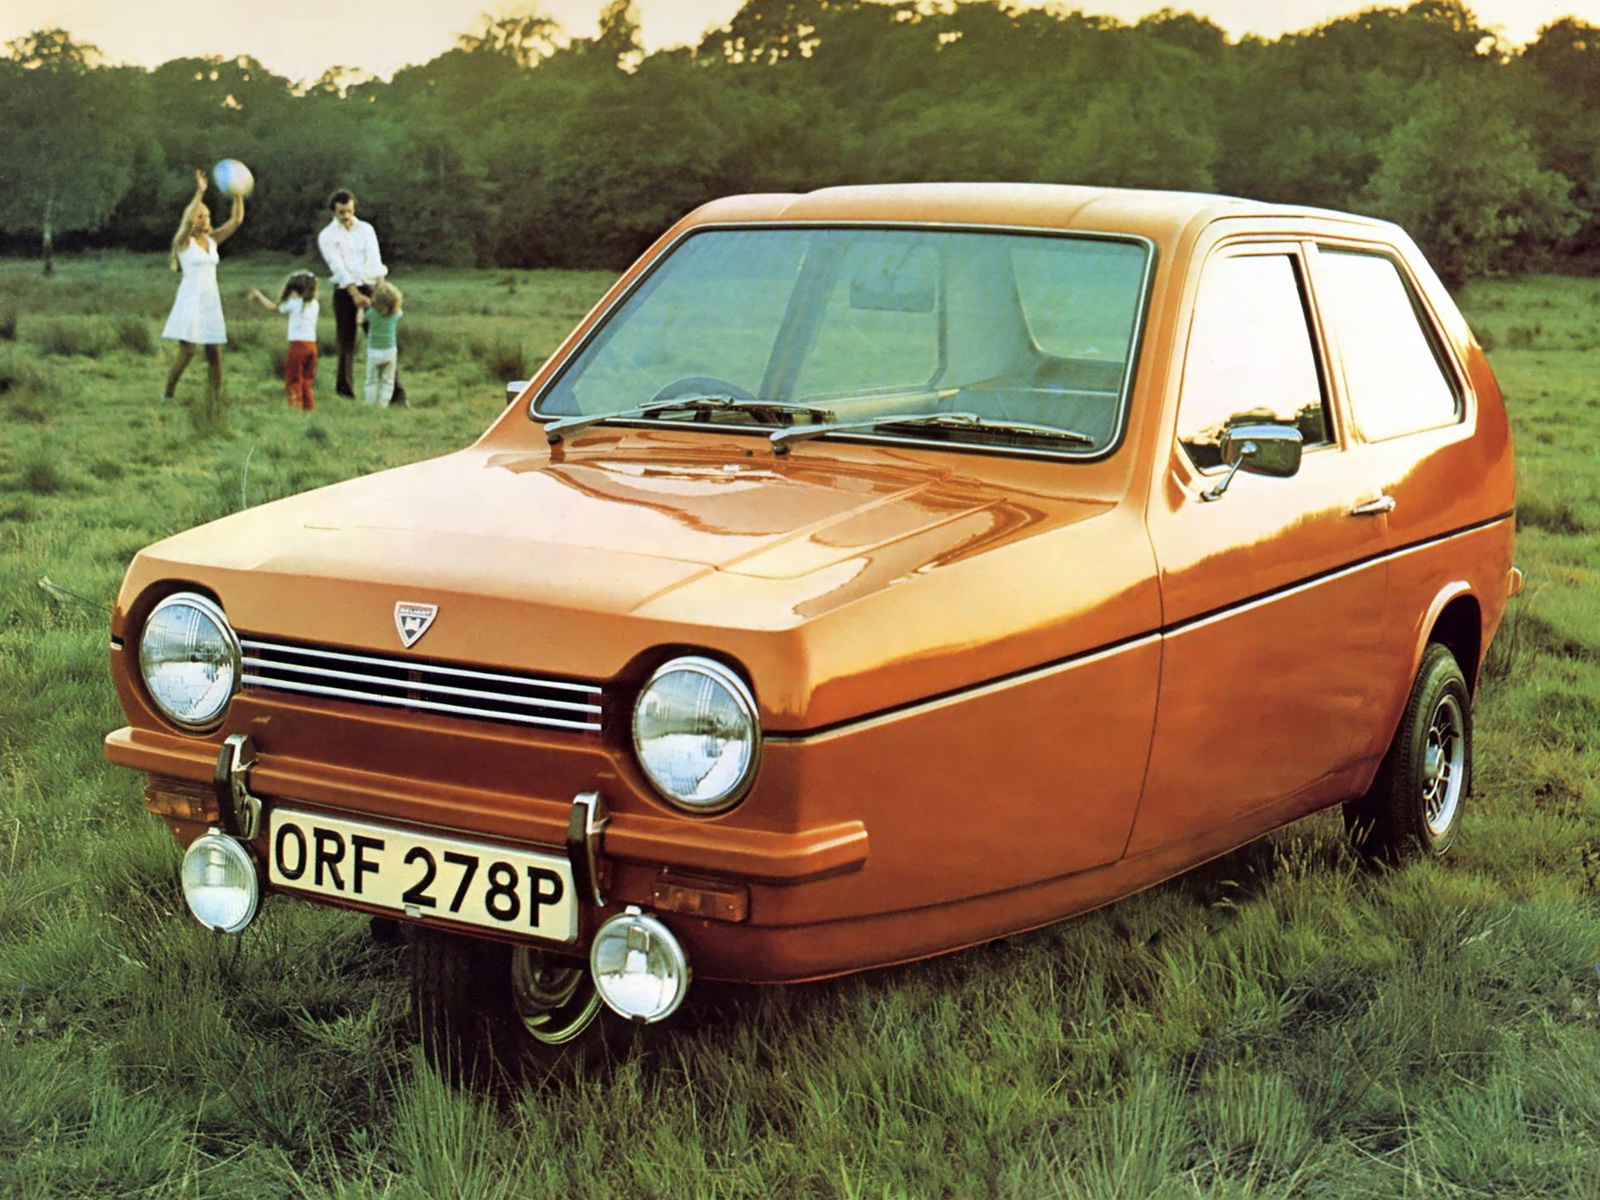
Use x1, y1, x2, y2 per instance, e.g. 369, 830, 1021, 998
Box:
394, 602, 438, 649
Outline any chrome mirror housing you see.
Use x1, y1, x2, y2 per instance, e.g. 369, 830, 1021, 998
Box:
1203, 423, 1303, 501
1224, 423, 1303, 477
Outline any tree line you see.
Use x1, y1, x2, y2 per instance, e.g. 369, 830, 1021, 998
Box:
1, 0, 1597, 284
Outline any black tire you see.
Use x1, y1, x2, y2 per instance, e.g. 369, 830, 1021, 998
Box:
410, 928, 622, 1084
1345, 642, 1472, 863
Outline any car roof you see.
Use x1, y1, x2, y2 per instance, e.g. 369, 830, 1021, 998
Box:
681, 182, 1393, 243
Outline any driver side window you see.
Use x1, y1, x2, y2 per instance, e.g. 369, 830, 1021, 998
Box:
1178, 252, 1331, 470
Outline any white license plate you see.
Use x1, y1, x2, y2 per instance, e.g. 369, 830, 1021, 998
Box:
268, 808, 577, 943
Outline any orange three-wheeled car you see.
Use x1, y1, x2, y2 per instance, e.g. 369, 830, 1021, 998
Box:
106, 183, 1517, 1071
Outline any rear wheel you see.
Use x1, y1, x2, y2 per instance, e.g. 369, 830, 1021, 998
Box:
1345, 642, 1472, 863
411, 928, 617, 1082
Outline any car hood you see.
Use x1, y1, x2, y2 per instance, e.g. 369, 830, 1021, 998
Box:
118, 439, 1149, 726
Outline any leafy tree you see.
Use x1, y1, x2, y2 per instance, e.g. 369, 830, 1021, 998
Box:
496, 50, 741, 268
1513, 20, 1600, 261
703, 0, 833, 66
1297, 0, 1498, 76
0, 30, 144, 273
585, 0, 645, 71
7, 0, 1600, 281
1216, 53, 1410, 208
1363, 83, 1578, 283
1213, 3, 1500, 210
1049, 75, 1218, 191
455, 10, 560, 67
1138, 8, 1229, 59
363, 123, 491, 265
138, 56, 301, 252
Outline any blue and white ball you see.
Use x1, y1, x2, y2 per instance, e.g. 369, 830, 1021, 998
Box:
212, 158, 255, 198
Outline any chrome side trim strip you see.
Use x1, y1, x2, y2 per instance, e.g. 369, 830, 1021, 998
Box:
777, 511, 1514, 741
1170, 556, 1386, 637
1166, 511, 1514, 638
240, 673, 603, 731
777, 631, 1164, 743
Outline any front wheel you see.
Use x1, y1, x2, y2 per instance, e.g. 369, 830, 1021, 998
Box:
1345, 642, 1472, 863
411, 928, 622, 1082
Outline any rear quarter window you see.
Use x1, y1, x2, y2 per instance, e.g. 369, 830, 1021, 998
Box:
1313, 249, 1462, 441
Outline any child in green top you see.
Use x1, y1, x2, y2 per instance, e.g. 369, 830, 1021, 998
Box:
364, 280, 403, 407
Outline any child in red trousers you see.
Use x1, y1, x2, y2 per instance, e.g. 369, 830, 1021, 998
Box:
248, 271, 320, 410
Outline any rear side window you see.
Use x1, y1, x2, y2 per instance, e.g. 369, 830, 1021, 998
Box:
1178, 252, 1330, 470
1313, 249, 1461, 441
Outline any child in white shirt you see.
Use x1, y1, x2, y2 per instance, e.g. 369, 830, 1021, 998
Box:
248, 271, 320, 410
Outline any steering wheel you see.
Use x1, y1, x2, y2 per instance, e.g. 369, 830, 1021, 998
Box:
650, 376, 758, 405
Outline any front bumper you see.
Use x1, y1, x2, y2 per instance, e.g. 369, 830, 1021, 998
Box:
106, 723, 870, 980
106, 724, 868, 885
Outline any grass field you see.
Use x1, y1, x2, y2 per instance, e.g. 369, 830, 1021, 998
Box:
2, 253, 1599, 1199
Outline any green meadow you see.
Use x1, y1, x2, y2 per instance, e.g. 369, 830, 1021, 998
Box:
2, 254, 1598, 1199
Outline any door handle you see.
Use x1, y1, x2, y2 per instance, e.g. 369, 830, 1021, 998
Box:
1350, 495, 1395, 517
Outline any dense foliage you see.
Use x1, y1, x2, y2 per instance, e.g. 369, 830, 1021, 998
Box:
2, 0, 1600, 282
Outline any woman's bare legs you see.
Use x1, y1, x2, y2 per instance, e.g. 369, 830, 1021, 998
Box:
164, 341, 196, 399
204, 344, 223, 410
164, 343, 224, 410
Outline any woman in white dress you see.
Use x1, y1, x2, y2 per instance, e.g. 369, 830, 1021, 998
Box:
161, 169, 245, 405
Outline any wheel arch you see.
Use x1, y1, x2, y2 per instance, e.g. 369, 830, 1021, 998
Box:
1420, 585, 1483, 695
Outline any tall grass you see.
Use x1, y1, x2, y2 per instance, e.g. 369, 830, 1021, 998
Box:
483, 335, 529, 383
1, 253, 1598, 1199
114, 315, 156, 356
0, 350, 62, 409
33, 317, 117, 358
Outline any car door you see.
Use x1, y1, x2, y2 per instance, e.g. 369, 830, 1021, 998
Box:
1130, 239, 1394, 857
1303, 240, 1512, 728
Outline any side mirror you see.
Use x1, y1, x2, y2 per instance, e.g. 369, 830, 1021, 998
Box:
1203, 423, 1303, 501
505, 380, 530, 406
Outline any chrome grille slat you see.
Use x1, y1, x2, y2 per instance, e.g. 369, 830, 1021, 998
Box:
239, 675, 602, 730
239, 637, 604, 732
239, 656, 602, 714
239, 639, 600, 695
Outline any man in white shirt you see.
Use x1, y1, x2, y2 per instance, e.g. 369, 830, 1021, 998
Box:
317, 189, 404, 403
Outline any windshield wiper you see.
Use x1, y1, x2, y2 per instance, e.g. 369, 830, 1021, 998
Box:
545, 395, 834, 445
770, 411, 1097, 456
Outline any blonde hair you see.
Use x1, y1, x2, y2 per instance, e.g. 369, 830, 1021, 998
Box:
169, 199, 208, 272
372, 280, 402, 315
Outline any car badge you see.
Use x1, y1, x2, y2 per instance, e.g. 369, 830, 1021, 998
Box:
395, 602, 438, 649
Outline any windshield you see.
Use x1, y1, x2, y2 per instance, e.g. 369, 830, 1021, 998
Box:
534, 226, 1151, 455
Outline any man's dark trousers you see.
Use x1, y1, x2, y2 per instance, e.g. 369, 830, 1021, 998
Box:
333, 284, 405, 403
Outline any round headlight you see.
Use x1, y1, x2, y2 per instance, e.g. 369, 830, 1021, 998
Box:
181, 832, 260, 933
139, 593, 240, 730
590, 908, 690, 1023
632, 656, 760, 813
